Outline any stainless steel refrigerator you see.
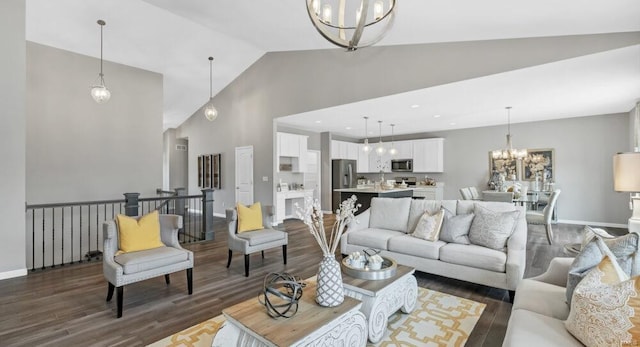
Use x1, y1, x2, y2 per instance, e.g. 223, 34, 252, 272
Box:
332, 159, 357, 212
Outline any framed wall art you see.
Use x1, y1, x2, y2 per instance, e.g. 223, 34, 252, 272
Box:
522, 148, 554, 181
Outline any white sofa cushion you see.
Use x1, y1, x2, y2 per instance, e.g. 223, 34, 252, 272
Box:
502, 310, 582, 347
346, 228, 404, 250
439, 243, 506, 272
387, 234, 446, 260
369, 197, 412, 232
407, 200, 457, 233
439, 209, 473, 244
512, 279, 570, 320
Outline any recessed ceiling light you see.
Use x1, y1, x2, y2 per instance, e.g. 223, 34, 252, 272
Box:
314, 120, 322, 123
345, 126, 352, 130
449, 122, 456, 126
411, 104, 420, 109
433, 114, 441, 118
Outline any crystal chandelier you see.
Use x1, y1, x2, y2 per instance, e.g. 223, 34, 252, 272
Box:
204, 57, 218, 121
306, 0, 396, 51
375, 120, 386, 156
362, 116, 371, 152
492, 107, 527, 160
90, 20, 111, 104
388, 123, 397, 156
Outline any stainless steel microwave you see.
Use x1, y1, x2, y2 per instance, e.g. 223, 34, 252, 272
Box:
391, 159, 413, 172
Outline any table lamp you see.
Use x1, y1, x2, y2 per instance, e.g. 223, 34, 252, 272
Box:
613, 152, 640, 232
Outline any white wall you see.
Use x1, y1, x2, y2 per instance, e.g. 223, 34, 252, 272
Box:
0, 0, 27, 279
26, 42, 164, 203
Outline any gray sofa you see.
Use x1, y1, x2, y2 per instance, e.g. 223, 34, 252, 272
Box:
341, 197, 527, 295
502, 257, 582, 346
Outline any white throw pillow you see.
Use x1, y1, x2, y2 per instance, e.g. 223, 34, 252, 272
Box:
468, 204, 520, 250
411, 209, 445, 242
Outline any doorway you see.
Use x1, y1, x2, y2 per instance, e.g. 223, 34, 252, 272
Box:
235, 146, 254, 205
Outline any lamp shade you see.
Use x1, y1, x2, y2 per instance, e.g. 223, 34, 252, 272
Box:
613, 152, 640, 192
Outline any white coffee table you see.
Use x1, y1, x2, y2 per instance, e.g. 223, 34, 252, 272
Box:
342, 264, 418, 343
212, 280, 367, 347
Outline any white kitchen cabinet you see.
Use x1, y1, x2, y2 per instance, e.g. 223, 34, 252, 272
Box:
275, 190, 314, 224
357, 144, 370, 173
331, 140, 358, 160
368, 150, 391, 173
413, 138, 444, 173
277, 132, 308, 172
391, 140, 413, 159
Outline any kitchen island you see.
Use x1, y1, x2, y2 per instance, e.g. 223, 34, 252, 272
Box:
333, 188, 413, 214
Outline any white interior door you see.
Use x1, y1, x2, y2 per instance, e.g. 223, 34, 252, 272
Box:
235, 146, 254, 205
304, 150, 321, 206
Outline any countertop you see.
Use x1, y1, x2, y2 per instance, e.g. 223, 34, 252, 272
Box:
334, 187, 414, 194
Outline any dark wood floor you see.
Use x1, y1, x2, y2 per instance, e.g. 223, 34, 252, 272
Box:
0, 216, 626, 346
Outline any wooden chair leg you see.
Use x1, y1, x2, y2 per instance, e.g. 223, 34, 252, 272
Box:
164, 274, 170, 285
226, 250, 232, 268
116, 286, 124, 318
282, 245, 287, 265
186, 268, 193, 295
545, 223, 554, 245
244, 254, 250, 277
106, 282, 114, 302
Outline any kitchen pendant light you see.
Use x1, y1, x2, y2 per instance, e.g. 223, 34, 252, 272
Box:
375, 120, 386, 156
362, 116, 371, 152
388, 124, 398, 156
90, 20, 111, 104
203, 57, 218, 121
492, 107, 527, 160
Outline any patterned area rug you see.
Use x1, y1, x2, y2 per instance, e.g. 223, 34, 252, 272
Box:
149, 287, 485, 347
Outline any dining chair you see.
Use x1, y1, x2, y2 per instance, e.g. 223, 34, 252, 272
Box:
482, 191, 514, 202
526, 189, 561, 244
459, 187, 473, 200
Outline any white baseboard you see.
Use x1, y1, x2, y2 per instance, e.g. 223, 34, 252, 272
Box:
213, 212, 225, 218
558, 219, 628, 229
0, 268, 28, 280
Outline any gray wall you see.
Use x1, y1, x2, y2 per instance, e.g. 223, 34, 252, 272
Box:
0, 0, 27, 278
358, 113, 630, 226
176, 33, 640, 218
26, 42, 164, 203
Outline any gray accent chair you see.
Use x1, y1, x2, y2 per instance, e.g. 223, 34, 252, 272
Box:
103, 214, 193, 318
225, 205, 288, 277
526, 189, 561, 244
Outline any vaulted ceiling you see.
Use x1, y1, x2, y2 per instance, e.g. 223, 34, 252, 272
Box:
26, 0, 640, 135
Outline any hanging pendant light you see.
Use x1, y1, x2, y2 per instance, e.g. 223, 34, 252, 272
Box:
90, 20, 111, 104
388, 124, 398, 156
203, 57, 218, 121
375, 120, 386, 156
362, 116, 371, 152
492, 107, 527, 160
306, 0, 396, 51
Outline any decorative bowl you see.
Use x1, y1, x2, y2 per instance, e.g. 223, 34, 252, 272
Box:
341, 256, 397, 280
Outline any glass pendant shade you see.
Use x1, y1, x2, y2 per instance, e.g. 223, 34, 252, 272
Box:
362, 116, 371, 152
91, 80, 110, 104
388, 123, 397, 156
91, 20, 110, 104
204, 57, 218, 121
375, 120, 386, 156
306, 0, 396, 51
362, 138, 371, 152
204, 98, 218, 121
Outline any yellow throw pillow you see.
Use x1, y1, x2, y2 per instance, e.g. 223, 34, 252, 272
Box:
237, 202, 264, 233
116, 210, 165, 253
565, 255, 640, 346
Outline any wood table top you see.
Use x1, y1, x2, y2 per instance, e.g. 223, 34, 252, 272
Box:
222, 281, 361, 346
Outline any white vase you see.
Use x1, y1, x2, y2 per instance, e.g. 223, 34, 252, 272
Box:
316, 256, 344, 307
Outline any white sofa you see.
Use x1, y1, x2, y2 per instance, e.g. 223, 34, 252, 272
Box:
341, 197, 527, 295
502, 257, 582, 346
